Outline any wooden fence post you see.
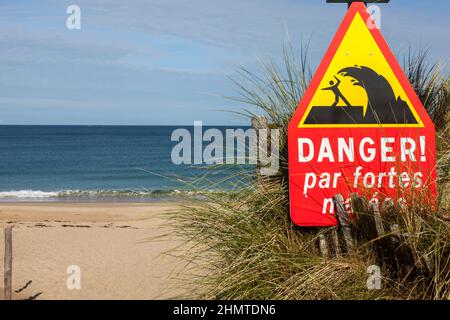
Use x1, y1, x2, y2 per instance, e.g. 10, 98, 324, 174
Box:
333, 194, 354, 252
251, 116, 269, 176
330, 229, 342, 257
4, 226, 13, 300
318, 234, 329, 258
370, 202, 385, 237
251, 115, 268, 130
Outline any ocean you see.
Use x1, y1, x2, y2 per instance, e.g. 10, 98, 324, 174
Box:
0, 125, 254, 201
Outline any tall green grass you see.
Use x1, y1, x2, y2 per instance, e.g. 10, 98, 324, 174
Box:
403, 47, 449, 130
165, 45, 450, 300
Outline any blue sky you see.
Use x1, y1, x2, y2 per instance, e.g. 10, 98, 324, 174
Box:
0, 0, 448, 125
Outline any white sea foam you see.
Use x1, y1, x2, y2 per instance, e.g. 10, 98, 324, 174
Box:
0, 189, 227, 200
0, 190, 59, 198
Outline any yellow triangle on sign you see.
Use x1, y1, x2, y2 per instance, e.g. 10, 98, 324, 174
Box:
298, 12, 424, 128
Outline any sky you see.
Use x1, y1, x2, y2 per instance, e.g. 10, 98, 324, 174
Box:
0, 0, 448, 125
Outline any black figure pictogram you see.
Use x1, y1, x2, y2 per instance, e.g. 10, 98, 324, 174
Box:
321, 75, 351, 107
304, 65, 418, 125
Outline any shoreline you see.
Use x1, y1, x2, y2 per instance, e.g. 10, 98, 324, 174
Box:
0, 198, 179, 203
0, 202, 189, 300
0, 190, 226, 204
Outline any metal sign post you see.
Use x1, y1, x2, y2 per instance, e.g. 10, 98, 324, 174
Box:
326, 0, 390, 8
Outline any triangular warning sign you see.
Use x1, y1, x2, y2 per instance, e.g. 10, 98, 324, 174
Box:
293, 2, 430, 128
287, 2, 437, 227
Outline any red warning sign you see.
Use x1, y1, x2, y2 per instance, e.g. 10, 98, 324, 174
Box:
288, 2, 437, 227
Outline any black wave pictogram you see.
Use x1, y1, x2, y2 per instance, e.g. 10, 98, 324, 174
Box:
304, 65, 418, 125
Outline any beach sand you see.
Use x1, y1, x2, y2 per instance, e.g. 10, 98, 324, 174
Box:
0, 202, 189, 300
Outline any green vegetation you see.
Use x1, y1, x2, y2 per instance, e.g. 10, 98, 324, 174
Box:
166, 45, 449, 300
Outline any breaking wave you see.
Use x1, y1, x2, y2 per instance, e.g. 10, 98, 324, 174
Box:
0, 190, 60, 198
0, 189, 223, 201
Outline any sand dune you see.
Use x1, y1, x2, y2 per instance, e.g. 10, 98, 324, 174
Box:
0, 202, 189, 300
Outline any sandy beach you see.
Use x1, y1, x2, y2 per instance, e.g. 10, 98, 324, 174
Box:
0, 202, 188, 300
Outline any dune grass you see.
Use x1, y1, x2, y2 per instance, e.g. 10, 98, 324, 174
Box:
166, 45, 450, 300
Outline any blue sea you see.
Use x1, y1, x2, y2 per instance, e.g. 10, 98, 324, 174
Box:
0, 125, 253, 202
